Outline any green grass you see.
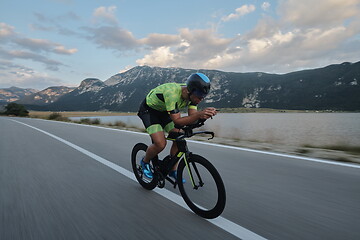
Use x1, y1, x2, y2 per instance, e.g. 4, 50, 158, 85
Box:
302, 144, 360, 155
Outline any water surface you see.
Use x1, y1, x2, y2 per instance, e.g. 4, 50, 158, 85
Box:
70, 113, 360, 146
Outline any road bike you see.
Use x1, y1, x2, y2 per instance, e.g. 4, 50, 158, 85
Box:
131, 120, 226, 219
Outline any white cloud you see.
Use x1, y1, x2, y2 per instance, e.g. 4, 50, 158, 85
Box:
136, 28, 235, 69
0, 23, 77, 71
53, 45, 78, 54
93, 6, 118, 25
139, 33, 181, 48
86, 27, 182, 51
261, 2, 271, 11
222, 5, 256, 22
13, 38, 78, 55
137, 47, 175, 67
278, 0, 360, 27
0, 48, 64, 71
132, 1, 360, 73
84, 25, 139, 50
0, 60, 62, 89
0, 22, 16, 39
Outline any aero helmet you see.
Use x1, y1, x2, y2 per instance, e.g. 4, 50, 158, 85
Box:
186, 73, 211, 98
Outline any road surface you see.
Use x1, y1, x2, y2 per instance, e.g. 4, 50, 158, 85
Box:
1, 117, 359, 240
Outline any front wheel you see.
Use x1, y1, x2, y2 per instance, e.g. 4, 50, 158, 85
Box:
177, 154, 226, 219
131, 143, 157, 190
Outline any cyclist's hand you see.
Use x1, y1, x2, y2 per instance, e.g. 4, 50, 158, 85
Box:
199, 107, 217, 119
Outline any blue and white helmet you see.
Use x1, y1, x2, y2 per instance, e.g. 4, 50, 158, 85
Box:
186, 73, 211, 98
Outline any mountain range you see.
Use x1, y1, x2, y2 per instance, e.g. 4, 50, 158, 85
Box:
0, 87, 38, 103
1, 61, 360, 111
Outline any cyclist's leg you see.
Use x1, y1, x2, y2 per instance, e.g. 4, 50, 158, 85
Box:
164, 122, 185, 182
143, 129, 167, 163
138, 101, 168, 163
166, 127, 181, 172
165, 123, 178, 157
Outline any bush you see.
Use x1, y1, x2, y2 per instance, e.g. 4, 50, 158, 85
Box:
79, 118, 100, 124
91, 118, 100, 124
48, 112, 69, 121
4, 103, 29, 117
48, 112, 62, 120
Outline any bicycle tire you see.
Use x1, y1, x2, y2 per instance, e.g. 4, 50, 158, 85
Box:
177, 154, 226, 219
131, 143, 157, 190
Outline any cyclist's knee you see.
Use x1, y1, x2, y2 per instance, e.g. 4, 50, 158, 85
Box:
153, 140, 166, 151
150, 132, 167, 152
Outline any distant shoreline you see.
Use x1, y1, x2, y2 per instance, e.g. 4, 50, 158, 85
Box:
29, 108, 357, 117
29, 111, 135, 118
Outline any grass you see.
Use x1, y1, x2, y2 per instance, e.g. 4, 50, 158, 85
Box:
47, 112, 69, 121
295, 148, 311, 154
29, 111, 146, 133
29, 111, 135, 118
107, 121, 127, 127
302, 144, 360, 155
75, 118, 101, 125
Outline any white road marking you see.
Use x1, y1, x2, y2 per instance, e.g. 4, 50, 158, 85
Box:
11, 119, 267, 240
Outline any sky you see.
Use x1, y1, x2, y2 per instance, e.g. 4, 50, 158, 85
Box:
1, 0, 360, 90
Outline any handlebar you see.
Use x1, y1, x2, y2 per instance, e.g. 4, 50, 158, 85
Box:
174, 119, 206, 131
173, 119, 214, 140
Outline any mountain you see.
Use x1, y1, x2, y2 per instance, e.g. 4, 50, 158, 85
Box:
0, 87, 38, 103
20, 61, 360, 111
16, 86, 75, 106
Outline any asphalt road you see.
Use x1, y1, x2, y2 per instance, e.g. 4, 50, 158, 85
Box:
1, 117, 360, 240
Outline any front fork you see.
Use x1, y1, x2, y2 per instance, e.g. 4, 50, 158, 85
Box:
182, 152, 203, 189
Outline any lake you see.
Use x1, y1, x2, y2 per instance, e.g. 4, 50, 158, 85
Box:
70, 113, 360, 147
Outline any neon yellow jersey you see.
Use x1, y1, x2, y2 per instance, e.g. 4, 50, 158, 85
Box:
146, 83, 197, 114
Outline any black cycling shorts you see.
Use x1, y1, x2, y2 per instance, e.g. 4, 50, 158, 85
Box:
137, 99, 175, 134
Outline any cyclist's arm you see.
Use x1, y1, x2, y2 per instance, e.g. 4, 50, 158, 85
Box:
170, 108, 216, 127
188, 108, 197, 116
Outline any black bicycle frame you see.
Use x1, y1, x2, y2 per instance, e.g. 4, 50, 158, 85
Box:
152, 129, 211, 189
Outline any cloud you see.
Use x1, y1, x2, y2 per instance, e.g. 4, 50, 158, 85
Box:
0, 23, 77, 71
84, 25, 139, 51
82, 3, 357, 73
13, 38, 78, 55
278, 0, 360, 27
0, 22, 16, 39
0, 59, 63, 89
139, 33, 181, 49
53, 46, 78, 54
32, 12, 82, 37
34, 11, 80, 23
221, 5, 256, 22
136, 28, 235, 69
93, 6, 118, 25
261, 2, 271, 11
134, 1, 360, 73
137, 47, 175, 67
0, 48, 64, 71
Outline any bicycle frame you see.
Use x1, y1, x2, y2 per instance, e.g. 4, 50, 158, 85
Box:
155, 126, 214, 189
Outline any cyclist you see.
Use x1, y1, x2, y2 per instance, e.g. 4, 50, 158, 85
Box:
137, 73, 217, 181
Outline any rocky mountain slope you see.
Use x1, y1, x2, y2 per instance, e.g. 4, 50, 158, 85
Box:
0, 87, 38, 103
5, 61, 360, 111
16, 86, 75, 106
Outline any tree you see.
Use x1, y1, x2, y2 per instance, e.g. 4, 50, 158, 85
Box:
4, 103, 29, 117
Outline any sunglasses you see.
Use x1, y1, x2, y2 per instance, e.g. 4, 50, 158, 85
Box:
192, 90, 208, 100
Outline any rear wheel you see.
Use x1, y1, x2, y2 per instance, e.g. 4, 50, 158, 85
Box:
177, 154, 226, 219
131, 143, 157, 190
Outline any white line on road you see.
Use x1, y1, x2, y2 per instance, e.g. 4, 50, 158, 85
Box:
11, 119, 267, 240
